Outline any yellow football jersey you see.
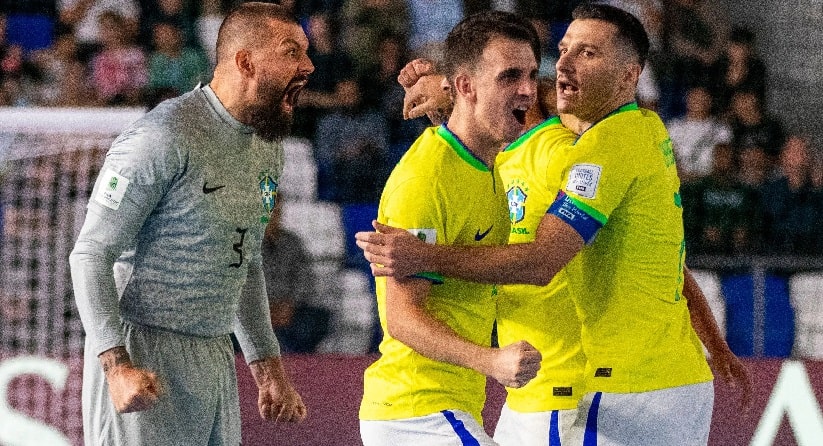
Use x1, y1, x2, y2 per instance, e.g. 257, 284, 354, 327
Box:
495, 117, 585, 411
549, 104, 713, 393
360, 125, 510, 422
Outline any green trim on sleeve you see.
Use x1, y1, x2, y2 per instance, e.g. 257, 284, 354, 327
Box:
565, 193, 608, 225
413, 272, 445, 284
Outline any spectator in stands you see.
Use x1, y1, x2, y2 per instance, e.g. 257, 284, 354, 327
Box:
667, 86, 733, 183
340, 0, 409, 78
194, 0, 225, 67
261, 196, 331, 353
728, 89, 785, 161
57, 0, 140, 63
407, 0, 463, 61
89, 10, 147, 105
139, 0, 200, 52
760, 134, 823, 255
1, 14, 44, 106
358, 33, 426, 156
737, 141, 773, 190
682, 143, 763, 256
314, 79, 391, 204
709, 26, 767, 117
661, 0, 729, 116
145, 20, 209, 107
293, 12, 356, 139
30, 31, 96, 106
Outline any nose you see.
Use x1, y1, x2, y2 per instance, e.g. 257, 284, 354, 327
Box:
556, 51, 572, 74
301, 54, 315, 75
519, 77, 537, 101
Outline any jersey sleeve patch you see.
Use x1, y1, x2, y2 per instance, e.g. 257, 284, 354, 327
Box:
548, 191, 605, 244
408, 228, 436, 244
94, 169, 130, 210
406, 228, 442, 283
565, 163, 602, 199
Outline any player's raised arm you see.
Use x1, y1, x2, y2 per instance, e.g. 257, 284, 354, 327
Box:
357, 215, 583, 286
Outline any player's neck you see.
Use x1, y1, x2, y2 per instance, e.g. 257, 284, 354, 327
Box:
447, 111, 500, 168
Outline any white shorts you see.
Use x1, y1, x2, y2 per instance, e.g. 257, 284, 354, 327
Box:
566, 381, 714, 446
361, 409, 498, 446
493, 403, 577, 446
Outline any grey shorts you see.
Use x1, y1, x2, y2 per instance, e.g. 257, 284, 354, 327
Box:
566, 381, 714, 446
82, 322, 240, 446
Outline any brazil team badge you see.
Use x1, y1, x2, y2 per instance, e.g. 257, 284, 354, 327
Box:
259, 172, 278, 223
507, 185, 527, 224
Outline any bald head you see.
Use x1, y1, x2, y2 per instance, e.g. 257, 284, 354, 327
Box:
215, 2, 298, 67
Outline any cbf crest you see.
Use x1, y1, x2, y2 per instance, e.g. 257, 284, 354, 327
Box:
507, 179, 528, 224
259, 171, 278, 223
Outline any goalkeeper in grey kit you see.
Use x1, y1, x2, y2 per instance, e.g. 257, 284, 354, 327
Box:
69, 3, 314, 445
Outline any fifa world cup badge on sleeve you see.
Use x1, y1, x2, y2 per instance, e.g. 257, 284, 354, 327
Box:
95, 169, 130, 210
566, 164, 601, 199
408, 228, 437, 244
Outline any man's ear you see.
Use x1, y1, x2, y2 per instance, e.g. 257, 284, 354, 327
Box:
235, 49, 255, 78
452, 72, 474, 101
623, 62, 641, 90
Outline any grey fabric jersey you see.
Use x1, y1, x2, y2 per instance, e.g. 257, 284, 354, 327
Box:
70, 85, 283, 362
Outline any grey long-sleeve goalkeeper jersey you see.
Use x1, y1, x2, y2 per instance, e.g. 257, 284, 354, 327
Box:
70, 85, 283, 362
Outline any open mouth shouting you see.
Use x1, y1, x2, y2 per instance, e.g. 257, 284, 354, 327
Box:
513, 106, 528, 125
283, 76, 309, 112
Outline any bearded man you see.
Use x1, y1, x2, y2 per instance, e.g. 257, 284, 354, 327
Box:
69, 3, 313, 445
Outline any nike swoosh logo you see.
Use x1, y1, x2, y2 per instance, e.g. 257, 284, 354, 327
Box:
203, 183, 226, 194
475, 225, 494, 241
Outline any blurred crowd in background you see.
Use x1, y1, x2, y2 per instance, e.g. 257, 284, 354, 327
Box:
1, 1, 821, 356
1, 0, 820, 259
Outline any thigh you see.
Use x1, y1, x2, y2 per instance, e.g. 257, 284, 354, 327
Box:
493, 403, 577, 446
85, 323, 239, 446
566, 382, 714, 446
361, 410, 498, 446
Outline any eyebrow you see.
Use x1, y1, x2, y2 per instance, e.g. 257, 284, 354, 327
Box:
281, 38, 303, 49
497, 67, 525, 80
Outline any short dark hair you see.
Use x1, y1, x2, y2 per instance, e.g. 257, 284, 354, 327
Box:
442, 10, 541, 84
572, 2, 649, 68
215, 2, 298, 65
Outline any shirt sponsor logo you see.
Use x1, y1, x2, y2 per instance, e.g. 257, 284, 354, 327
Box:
566, 163, 602, 199
94, 169, 129, 210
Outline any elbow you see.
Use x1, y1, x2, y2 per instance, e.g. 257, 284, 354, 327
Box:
385, 309, 414, 345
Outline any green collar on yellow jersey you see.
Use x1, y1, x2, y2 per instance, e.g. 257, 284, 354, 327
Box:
502, 115, 563, 153
574, 102, 639, 144
437, 124, 491, 172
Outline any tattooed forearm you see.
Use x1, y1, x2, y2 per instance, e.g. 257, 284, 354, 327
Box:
99, 346, 132, 374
